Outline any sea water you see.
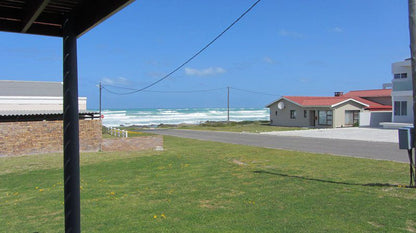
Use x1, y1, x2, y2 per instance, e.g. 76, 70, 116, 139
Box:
101, 108, 270, 127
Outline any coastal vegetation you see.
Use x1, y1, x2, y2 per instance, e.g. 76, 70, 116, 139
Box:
1, 136, 415, 232
157, 120, 302, 133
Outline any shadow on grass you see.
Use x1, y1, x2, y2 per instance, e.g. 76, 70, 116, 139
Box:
253, 170, 412, 188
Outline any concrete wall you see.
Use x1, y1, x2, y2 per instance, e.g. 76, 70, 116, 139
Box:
269, 99, 310, 127
0, 119, 101, 156
102, 136, 163, 152
392, 60, 411, 92
333, 101, 363, 127
360, 111, 392, 127
392, 95, 413, 123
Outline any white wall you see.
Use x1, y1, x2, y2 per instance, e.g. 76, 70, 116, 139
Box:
392, 60, 413, 123
392, 95, 413, 123
0, 96, 87, 111
269, 100, 310, 127
360, 111, 392, 127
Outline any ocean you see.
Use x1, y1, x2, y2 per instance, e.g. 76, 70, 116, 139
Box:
102, 108, 270, 127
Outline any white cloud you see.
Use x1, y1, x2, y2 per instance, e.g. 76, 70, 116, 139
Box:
279, 29, 304, 38
184, 67, 226, 76
263, 56, 275, 64
332, 27, 343, 33
101, 77, 131, 85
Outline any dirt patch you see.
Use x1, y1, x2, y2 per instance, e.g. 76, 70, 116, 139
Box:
232, 159, 247, 166
102, 136, 163, 152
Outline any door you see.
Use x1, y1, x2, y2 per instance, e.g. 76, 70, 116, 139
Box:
309, 110, 315, 127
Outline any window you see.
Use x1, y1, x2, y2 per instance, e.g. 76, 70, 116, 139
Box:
304, 110, 307, 118
318, 110, 333, 125
394, 101, 407, 116
290, 110, 296, 119
345, 110, 360, 125
394, 73, 408, 79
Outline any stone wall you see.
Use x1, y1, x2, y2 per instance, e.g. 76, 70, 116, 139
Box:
102, 136, 163, 152
0, 119, 102, 156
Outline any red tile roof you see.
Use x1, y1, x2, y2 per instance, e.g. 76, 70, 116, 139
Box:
343, 89, 391, 97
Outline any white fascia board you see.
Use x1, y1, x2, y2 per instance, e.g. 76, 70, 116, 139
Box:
391, 91, 413, 97
266, 97, 304, 108
0, 96, 63, 100
331, 98, 369, 108
266, 97, 284, 108
0, 96, 87, 99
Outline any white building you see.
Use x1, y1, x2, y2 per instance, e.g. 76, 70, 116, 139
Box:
0, 80, 87, 111
391, 59, 413, 123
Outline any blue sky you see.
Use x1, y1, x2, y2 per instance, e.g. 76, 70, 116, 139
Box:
0, 0, 410, 109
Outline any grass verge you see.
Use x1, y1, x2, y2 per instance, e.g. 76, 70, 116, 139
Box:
157, 120, 301, 133
1, 136, 415, 232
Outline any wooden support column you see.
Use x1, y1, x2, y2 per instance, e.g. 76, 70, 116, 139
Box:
62, 16, 81, 233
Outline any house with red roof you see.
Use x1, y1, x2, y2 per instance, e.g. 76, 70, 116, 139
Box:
266, 89, 392, 128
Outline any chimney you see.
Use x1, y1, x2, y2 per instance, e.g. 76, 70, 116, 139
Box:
334, 92, 343, 97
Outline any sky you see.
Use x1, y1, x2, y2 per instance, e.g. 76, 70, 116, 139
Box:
0, 0, 410, 109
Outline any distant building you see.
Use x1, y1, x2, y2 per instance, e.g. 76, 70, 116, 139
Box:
0, 80, 100, 156
267, 89, 392, 128
0, 80, 86, 111
391, 59, 413, 123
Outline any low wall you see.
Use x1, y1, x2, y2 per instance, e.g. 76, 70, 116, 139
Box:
0, 120, 102, 156
360, 111, 392, 128
102, 136, 163, 152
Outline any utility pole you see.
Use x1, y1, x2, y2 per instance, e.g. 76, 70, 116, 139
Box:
99, 81, 102, 118
227, 86, 230, 123
409, 0, 416, 186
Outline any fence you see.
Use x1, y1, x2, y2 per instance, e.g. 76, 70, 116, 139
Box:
106, 127, 128, 138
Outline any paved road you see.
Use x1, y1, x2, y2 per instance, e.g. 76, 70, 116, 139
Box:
139, 129, 408, 163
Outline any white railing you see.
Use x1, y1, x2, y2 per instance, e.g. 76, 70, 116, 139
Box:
107, 127, 128, 138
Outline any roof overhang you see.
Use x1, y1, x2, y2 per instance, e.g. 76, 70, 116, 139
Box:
0, 0, 135, 38
330, 98, 369, 108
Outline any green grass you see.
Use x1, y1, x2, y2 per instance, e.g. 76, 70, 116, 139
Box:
157, 120, 301, 133
1, 136, 415, 232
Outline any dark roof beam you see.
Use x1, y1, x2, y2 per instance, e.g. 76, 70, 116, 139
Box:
21, 0, 51, 33
72, 0, 134, 37
0, 5, 22, 20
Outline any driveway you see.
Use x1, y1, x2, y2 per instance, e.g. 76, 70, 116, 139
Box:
139, 128, 408, 163
262, 127, 398, 143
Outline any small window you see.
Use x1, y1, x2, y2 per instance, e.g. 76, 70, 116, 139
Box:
394, 101, 408, 116
401, 101, 407, 115
290, 110, 296, 119
304, 110, 307, 118
394, 73, 408, 79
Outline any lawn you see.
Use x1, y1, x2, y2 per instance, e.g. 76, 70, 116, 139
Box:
157, 120, 302, 133
1, 136, 415, 232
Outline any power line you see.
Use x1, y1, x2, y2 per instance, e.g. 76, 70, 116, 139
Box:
230, 87, 279, 97
102, 0, 262, 95
103, 84, 279, 97
103, 84, 225, 95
